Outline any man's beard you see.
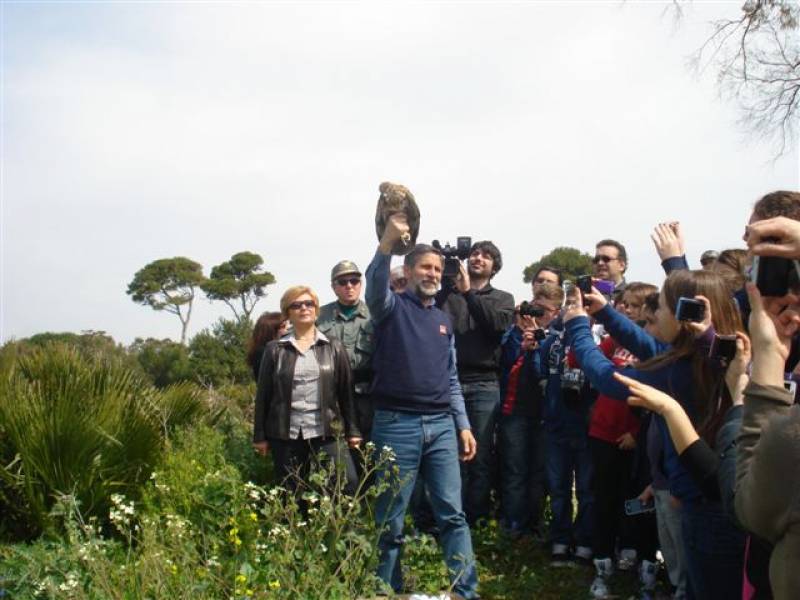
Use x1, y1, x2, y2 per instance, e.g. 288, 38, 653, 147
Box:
413, 280, 439, 298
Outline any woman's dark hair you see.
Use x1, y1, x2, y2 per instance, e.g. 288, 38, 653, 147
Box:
469, 240, 503, 275
247, 312, 284, 378
639, 270, 743, 443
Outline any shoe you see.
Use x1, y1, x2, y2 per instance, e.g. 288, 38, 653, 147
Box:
574, 545, 593, 566
638, 559, 658, 599
550, 543, 571, 567
617, 547, 638, 571
590, 557, 614, 599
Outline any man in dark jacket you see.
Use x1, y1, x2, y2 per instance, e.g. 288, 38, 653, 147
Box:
437, 240, 515, 525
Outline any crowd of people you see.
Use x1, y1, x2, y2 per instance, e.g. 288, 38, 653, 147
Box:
249, 190, 800, 600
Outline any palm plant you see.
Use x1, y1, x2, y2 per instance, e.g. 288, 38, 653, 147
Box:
0, 344, 212, 538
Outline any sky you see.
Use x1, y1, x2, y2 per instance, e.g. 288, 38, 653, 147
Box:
2, 1, 798, 345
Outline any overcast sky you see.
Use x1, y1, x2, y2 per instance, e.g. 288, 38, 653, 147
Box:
2, 1, 798, 345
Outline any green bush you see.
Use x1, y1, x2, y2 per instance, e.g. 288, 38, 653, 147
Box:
188, 318, 253, 387
129, 337, 192, 388
0, 345, 212, 540
0, 427, 395, 599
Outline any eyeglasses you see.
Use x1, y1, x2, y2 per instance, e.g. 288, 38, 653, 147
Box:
288, 300, 316, 311
335, 277, 361, 287
593, 255, 619, 264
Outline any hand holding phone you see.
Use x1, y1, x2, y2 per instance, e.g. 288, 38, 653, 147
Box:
624, 497, 655, 516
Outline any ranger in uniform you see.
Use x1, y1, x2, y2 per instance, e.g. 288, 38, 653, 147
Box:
317, 260, 375, 441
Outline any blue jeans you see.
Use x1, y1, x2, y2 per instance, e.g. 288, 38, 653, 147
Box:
681, 502, 745, 600
499, 413, 546, 534
372, 410, 479, 599
460, 380, 500, 525
545, 430, 593, 547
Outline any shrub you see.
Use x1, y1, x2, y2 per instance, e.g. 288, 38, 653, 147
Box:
129, 337, 192, 388
0, 345, 212, 540
188, 319, 253, 388
0, 427, 395, 599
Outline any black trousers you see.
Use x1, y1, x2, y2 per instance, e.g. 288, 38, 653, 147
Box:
269, 435, 358, 496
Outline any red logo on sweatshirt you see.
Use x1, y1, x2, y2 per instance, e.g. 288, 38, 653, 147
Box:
439, 324, 448, 335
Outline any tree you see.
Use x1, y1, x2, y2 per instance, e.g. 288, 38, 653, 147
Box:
129, 337, 192, 388
188, 318, 253, 387
126, 257, 205, 345
522, 246, 594, 284
201, 252, 276, 322
677, 0, 799, 155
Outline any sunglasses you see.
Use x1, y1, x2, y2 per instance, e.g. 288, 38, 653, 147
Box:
335, 277, 361, 287
592, 255, 619, 264
288, 300, 316, 311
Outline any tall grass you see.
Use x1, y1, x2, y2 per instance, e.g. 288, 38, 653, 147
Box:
0, 344, 211, 538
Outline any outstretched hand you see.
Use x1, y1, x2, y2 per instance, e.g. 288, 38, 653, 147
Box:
614, 372, 683, 417
651, 221, 685, 261
562, 287, 588, 322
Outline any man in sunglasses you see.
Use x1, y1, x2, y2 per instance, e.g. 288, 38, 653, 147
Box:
593, 239, 628, 299
317, 260, 375, 443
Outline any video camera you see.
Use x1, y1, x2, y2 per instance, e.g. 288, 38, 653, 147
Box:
432, 237, 472, 281
518, 301, 545, 319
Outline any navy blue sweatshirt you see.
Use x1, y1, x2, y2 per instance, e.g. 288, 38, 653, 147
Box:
565, 309, 702, 503
365, 250, 470, 431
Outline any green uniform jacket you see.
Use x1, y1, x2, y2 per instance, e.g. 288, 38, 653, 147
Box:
317, 300, 374, 390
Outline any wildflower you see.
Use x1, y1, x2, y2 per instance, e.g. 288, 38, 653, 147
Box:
269, 580, 281, 589
249, 512, 258, 522
235, 574, 247, 585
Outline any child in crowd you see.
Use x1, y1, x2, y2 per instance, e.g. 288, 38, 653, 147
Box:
498, 284, 563, 539
534, 285, 595, 566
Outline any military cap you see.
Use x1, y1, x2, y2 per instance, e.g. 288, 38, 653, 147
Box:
331, 260, 362, 281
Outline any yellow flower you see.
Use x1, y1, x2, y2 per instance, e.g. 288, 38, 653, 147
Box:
249, 512, 258, 522
235, 574, 247, 584
170, 565, 178, 575
268, 580, 281, 589
246, 589, 254, 596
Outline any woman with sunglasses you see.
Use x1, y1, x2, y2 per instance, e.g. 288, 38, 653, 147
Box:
253, 285, 362, 494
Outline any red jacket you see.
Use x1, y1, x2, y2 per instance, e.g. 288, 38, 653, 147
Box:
568, 336, 640, 443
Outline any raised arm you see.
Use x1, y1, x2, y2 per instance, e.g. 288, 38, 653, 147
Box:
594, 304, 668, 360
365, 250, 396, 324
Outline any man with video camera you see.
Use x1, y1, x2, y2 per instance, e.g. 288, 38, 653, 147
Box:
437, 239, 515, 526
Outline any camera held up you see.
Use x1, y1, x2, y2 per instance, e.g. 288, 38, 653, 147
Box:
432, 237, 472, 285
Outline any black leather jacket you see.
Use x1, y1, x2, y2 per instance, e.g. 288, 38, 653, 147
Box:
253, 335, 360, 442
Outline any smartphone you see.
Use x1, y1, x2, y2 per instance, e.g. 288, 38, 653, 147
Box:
624, 498, 656, 516
784, 379, 797, 398
533, 328, 547, 342
576, 275, 593, 295
751, 255, 800, 297
675, 297, 705, 322
709, 334, 737, 367
594, 280, 616, 297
